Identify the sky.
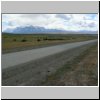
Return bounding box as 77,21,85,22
2,14,98,32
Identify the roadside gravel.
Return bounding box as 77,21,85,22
2,42,97,86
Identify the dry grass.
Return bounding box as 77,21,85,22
41,43,98,86
2,34,97,52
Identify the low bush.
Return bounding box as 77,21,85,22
21,39,27,42
37,39,41,42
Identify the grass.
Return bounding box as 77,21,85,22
2,33,97,52
41,43,98,86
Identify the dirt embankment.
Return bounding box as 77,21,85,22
2,42,98,86
41,43,98,86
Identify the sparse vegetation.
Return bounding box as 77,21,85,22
13,39,17,42
2,42,98,86
21,39,27,42
2,33,97,53
41,44,98,86
37,38,41,42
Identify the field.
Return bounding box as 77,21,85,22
2,33,97,53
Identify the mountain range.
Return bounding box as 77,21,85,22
3,25,98,34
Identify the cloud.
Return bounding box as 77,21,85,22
56,14,71,20
2,14,98,32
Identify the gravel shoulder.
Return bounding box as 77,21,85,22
2,41,97,86
41,42,98,86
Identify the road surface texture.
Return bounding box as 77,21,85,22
2,39,97,86
2,39,97,69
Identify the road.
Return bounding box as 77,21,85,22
2,39,97,69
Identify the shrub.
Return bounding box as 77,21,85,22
43,38,48,40
37,39,41,42
21,39,27,42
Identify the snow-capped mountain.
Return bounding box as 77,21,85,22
3,25,98,34
3,26,66,34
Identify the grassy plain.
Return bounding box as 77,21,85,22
2,33,97,53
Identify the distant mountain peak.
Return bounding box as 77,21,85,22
3,25,66,34
3,25,98,34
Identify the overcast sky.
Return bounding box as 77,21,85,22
2,14,98,32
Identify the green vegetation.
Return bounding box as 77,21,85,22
2,33,97,53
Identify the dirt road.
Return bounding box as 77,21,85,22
2,39,97,86
2,39,97,69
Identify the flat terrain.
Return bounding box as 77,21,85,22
2,39,97,69
41,43,98,86
2,33,97,53
2,40,98,86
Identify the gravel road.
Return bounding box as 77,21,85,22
2,39,97,69
2,39,97,86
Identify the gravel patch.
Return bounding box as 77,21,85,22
2,42,97,86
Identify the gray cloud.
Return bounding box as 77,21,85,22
2,14,98,32
56,14,71,20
